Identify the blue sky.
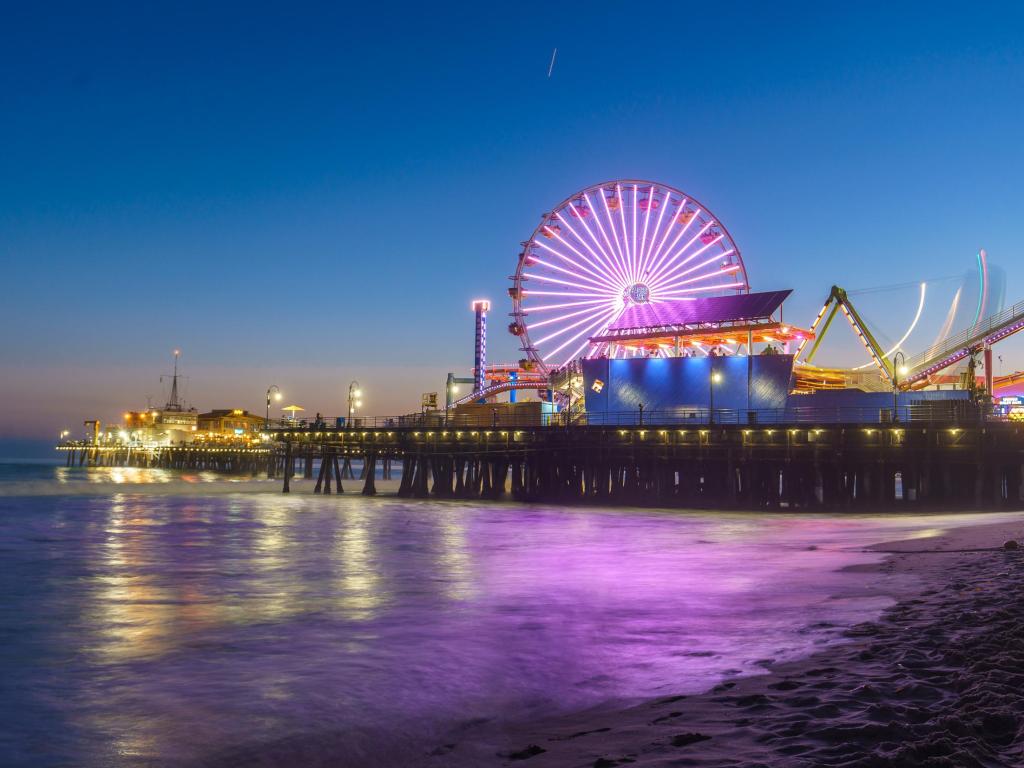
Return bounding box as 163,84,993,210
3,2,1024,445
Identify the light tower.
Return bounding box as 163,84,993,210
471,299,490,399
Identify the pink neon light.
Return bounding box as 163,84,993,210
641,186,673,273
529,255,620,293
533,303,618,346
591,190,632,288
638,184,656,273
547,216,627,288
571,192,629,285
521,271,620,294
527,303,616,329
543,305,624,360
651,243,731,289
525,298,615,312
617,184,632,282
653,258,740,295
656,281,748,297
647,221,717,287
645,196,689,273
556,204,627,284
645,210,708,286
626,183,634,282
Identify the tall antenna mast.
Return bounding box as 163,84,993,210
164,349,182,411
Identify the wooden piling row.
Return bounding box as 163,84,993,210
269,422,1024,510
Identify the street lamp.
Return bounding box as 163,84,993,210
892,352,907,423
348,381,363,425
266,385,281,428
709,369,723,425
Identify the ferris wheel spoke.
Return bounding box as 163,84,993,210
593,191,632,287
631,183,640,282
646,220,715,287
522,271,620,295
542,304,625,362
575,305,628,360
645,207,705,283
526,303,617,329
532,302,620,346
578,191,629,286
617,183,633,283
549,213,627,288
530,239,623,290
523,289,617,299
532,247,618,292
637,183,657,278
657,279,747,298
651,255,736,295
644,194,686,272
650,243,732,291
525,297,616,312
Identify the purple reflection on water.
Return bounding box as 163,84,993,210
1,470,1007,766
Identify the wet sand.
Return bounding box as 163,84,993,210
433,517,1024,767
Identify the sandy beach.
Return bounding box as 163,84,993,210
430,516,1024,767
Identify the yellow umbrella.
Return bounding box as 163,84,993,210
282,405,305,421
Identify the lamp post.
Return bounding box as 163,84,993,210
347,381,363,426
265,385,281,428
892,352,907,423
709,369,722,425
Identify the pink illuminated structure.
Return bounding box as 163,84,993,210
509,180,748,373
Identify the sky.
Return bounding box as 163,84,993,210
3,2,1024,451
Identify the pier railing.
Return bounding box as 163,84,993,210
268,402,985,431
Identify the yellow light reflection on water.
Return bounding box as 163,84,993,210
335,507,384,620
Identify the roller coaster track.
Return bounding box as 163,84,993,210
902,297,1024,387
450,380,546,408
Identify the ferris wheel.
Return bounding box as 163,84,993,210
508,180,749,373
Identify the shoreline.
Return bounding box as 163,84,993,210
429,516,1024,767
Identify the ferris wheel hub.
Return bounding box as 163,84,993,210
626,283,651,304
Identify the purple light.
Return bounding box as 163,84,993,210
545,219,626,288
529,256,619,293
555,207,627,287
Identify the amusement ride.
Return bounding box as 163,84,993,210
447,178,1024,416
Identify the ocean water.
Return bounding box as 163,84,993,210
1,462,1017,767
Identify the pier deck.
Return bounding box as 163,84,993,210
268,415,1024,510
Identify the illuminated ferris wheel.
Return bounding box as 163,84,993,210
508,180,749,373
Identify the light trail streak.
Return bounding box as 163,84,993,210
851,282,927,370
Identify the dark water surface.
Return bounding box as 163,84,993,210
2,463,1013,767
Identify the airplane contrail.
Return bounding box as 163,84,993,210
548,48,557,78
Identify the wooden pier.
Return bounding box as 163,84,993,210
268,420,1024,510
57,444,274,475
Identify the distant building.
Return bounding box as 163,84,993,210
122,409,198,446
197,409,265,437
